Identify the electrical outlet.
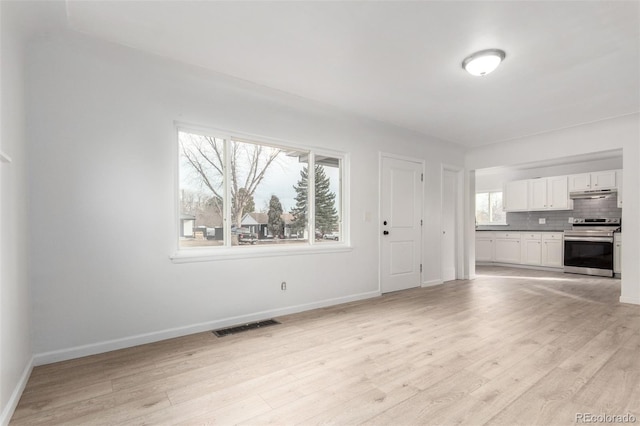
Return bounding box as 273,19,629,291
539,218,546,224
281,281,287,291
568,217,574,223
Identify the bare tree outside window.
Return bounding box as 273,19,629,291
476,191,505,225
180,132,280,229
178,129,343,249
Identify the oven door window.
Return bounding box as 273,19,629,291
564,240,613,270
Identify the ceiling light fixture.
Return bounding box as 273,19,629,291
462,49,506,76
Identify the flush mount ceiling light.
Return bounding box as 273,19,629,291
462,49,506,76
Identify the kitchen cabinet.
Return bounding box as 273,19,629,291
494,232,522,264
529,179,547,210
542,233,564,267
591,170,617,189
616,169,623,208
504,169,619,213
614,233,621,274
568,173,591,191
475,232,494,262
476,231,563,270
521,233,542,265
504,180,528,212
528,176,570,211
568,170,617,192
547,176,570,209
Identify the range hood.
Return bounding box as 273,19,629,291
569,188,617,199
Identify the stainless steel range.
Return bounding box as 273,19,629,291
564,218,621,277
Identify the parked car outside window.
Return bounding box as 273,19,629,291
235,227,258,245
323,232,339,240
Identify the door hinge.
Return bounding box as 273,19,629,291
420,219,423,226
420,264,423,273
421,173,424,182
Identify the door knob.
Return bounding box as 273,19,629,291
383,230,389,235
383,220,388,225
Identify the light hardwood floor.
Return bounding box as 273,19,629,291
10,266,640,425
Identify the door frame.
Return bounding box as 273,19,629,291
378,152,425,293
441,164,465,281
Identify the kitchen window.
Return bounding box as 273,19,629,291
176,127,346,257
476,191,506,225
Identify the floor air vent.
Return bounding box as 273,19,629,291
212,319,280,337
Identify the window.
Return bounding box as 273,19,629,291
476,191,506,225
178,128,344,251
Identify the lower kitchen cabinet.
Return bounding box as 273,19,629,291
475,231,564,270
494,232,522,264
542,233,564,267
521,233,542,265
475,232,494,262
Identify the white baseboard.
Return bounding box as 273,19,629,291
34,290,381,366
619,296,640,305
422,279,444,287
476,262,564,273
0,356,34,426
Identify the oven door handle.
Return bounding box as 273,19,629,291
564,236,614,243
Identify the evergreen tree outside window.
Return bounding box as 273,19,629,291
289,160,341,243
315,158,341,242
267,195,285,238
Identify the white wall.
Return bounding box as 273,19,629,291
26,31,465,362
0,3,32,424
466,113,640,304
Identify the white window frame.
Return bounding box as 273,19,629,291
476,190,507,226
171,123,351,263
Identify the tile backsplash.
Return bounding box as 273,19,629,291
477,196,621,231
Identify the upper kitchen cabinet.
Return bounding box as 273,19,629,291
529,176,570,211
504,180,529,212
592,170,617,189
568,173,590,191
548,176,571,209
528,179,547,210
568,170,617,191
616,169,623,208
501,169,620,214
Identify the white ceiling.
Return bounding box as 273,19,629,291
64,1,639,148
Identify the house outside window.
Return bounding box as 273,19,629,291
476,191,506,225
178,127,344,251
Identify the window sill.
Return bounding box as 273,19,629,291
170,243,353,263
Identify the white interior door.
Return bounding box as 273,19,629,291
380,156,423,293
442,169,457,282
